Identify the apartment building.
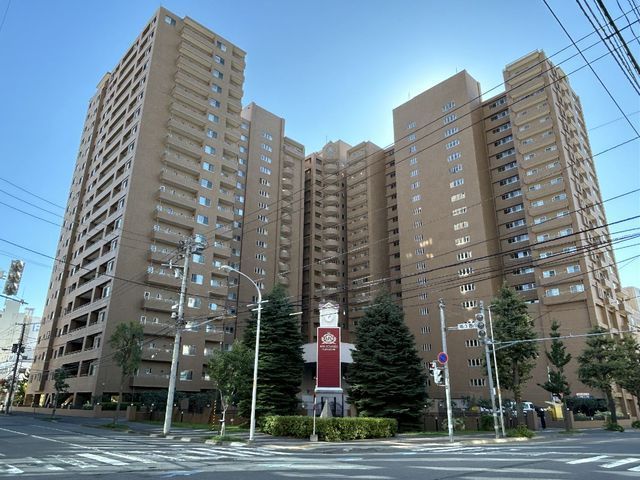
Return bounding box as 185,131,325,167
234,103,305,329
26,8,249,407
301,141,351,343
389,51,635,416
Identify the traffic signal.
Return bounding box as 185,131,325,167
433,367,444,385
3,260,25,296
428,361,436,377
475,313,487,340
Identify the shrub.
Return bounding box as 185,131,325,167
260,416,397,441
442,417,466,432
605,422,624,432
631,420,640,429
479,415,494,431
506,425,535,438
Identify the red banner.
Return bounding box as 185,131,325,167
316,327,341,391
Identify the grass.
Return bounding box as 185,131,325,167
401,430,496,437
206,434,245,443
558,429,581,435
132,419,249,431
98,423,131,431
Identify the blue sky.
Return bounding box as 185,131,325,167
0,0,638,315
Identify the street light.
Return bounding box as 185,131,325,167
220,265,261,443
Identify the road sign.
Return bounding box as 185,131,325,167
457,322,476,330
437,352,448,365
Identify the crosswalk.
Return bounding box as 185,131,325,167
0,434,292,476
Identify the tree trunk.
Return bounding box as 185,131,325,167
514,367,523,425
220,394,227,437
605,389,617,425
51,393,58,419
562,398,571,432
114,382,123,425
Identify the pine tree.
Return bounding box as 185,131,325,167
577,326,622,425
491,284,538,425
346,292,427,430
241,284,304,419
51,368,69,419
538,320,571,430
615,335,640,400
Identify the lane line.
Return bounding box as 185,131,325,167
600,457,640,468
77,453,128,466
567,455,609,464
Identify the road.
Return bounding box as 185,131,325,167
1,414,639,479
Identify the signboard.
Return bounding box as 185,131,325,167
319,301,339,327
437,352,448,365
457,322,476,330
316,327,342,393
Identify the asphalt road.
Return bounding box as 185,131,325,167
1,413,639,479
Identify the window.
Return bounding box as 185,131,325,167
445,127,459,137
214,54,225,65
490,110,508,121
261,143,273,152
542,270,556,278
544,145,557,152
200,179,213,189
447,152,461,162
452,206,467,216
193,253,205,264
546,288,560,297
442,101,455,112
499,175,519,186
494,135,513,146
524,153,535,161
445,139,460,149
504,203,524,214
209,99,221,108
531,200,544,208
410,169,419,177
505,218,526,229
182,345,196,356
409,145,417,153
510,249,531,259
196,214,209,225
199,196,211,207
537,233,550,242
451,192,466,202
508,234,529,243
526,168,538,176
409,157,418,165
558,228,573,237
465,339,480,347
570,284,585,293
454,221,469,231
179,370,193,381
260,154,272,163
497,161,517,172
211,84,222,93
449,164,463,174
501,189,521,200
209,302,219,311
208,113,220,123
255,253,266,261
202,162,214,172
460,283,476,293
407,121,416,129
187,297,201,308
206,129,218,139
216,40,227,51
455,235,471,246
191,274,204,284
462,300,478,309
567,264,581,273
204,145,215,155
410,181,420,189
552,193,567,202
212,69,223,79
164,15,176,25
495,148,515,159
457,251,472,261
411,194,421,202
458,267,473,277
256,240,267,248
534,215,547,225
529,183,541,191
444,113,457,124
450,178,464,188
260,166,272,175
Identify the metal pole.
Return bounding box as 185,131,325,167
480,301,499,439
5,322,26,415
487,305,506,437
438,299,454,443
163,240,191,436
220,266,261,443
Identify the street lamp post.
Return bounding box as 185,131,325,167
220,265,261,443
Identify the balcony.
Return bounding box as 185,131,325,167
142,298,176,312
281,224,292,236
160,169,199,193
163,151,201,176
166,134,203,159
324,274,339,284
177,57,211,85
221,156,238,171
155,209,195,229
158,189,197,211
152,228,183,245
142,347,173,362
280,249,290,260
219,171,236,189
133,373,170,388
324,205,339,216
324,227,339,238
216,206,235,221
281,213,292,224
282,177,293,189
209,285,227,297
167,118,204,144
173,85,209,112
174,70,210,99
324,163,339,174
325,239,340,249
146,272,182,289
170,102,206,127
324,214,339,226
211,243,232,258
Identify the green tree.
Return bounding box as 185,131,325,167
491,285,538,425
13,370,29,406
207,341,252,435
614,334,640,401
51,368,69,419
577,326,622,425
538,320,571,430
109,321,144,423
241,284,304,419
346,292,427,430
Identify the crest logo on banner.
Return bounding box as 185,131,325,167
316,302,342,393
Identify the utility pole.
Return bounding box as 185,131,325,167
477,301,500,438
163,237,204,436
5,322,27,415
487,305,505,437
438,299,454,443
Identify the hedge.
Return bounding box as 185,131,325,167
260,416,397,441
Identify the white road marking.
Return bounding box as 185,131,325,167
77,452,128,466
629,464,640,472
567,455,609,464
600,457,640,468
103,451,157,464
415,466,568,474
2,465,23,474
44,464,65,471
